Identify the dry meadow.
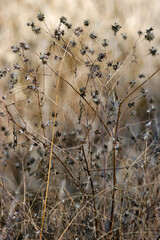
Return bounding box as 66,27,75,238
0,1,160,239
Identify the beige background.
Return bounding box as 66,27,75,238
0,0,160,65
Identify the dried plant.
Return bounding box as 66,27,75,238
0,13,160,240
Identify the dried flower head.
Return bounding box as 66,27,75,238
60,16,67,24
37,13,45,21
27,21,35,28
19,42,29,50
90,32,97,39
27,21,41,35
83,19,90,26
11,46,20,53
13,63,20,70
8,72,18,89
137,30,143,36
128,102,135,108
121,33,127,40
70,40,77,47
0,69,7,79
129,79,136,87
79,87,86,97
33,27,41,35
139,73,145,78
60,16,72,29
149,46,159,56
112,22,121,36
102,39,109,47
97,53,106,62
145,27,154,42
74,27,83,36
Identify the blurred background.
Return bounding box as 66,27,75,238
0,0,160,65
